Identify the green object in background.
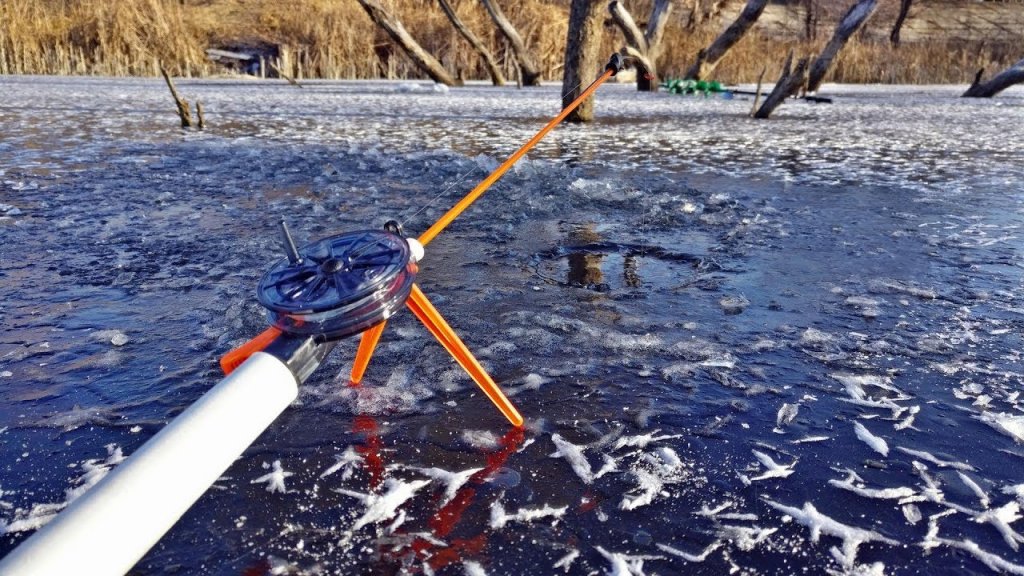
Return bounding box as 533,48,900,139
659,78,725,96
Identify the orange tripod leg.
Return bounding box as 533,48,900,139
349,321,387,386
406,284,524,427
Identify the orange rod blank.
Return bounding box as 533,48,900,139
219,326,282,375
350,321,387,385
417,68,616,247
406,283,524,427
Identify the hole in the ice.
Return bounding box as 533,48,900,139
532,224,709,293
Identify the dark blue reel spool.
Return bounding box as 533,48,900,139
257,229,416,340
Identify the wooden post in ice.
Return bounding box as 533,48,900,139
562,0,605,122
160,66,193,128
753,50,809,119
806,0,878,92
962,58,1024,98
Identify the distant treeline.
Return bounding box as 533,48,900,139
1,0,1020,84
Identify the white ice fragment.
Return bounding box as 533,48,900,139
800,328,835,346
976,412,1024,444
744,450,797,482
719,524,778,551
895,446,976,471
320,446,363,480
957,471,990,509
550,433,593,484
412,466,484,506
973,501,1024,551
462,429,500,450
697,502,733,517
612,429,682,451
489,500,567,530
894,406,920,431
251,460,293,494
655,447,683,469
828,470,916,500
776,403,799,428
553,549,579,573
620,469,663,511
1002,484,1024,504
656,540,722,562
791,435,831,444
0,445,125,534
386,509,407,534
594,546,661,576
763,498,898,569
110,332,129,346
902,504,922,524
463,560,486,576
854,422,889,457
923,538,1024,575
335,477,431,532
593,454,619,480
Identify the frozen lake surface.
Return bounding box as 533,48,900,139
1,76,1023,575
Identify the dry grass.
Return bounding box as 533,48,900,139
0,0,1018,84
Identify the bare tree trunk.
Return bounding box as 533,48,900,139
684,0,769,81
356,0,458,86
480,0,542,86
963,58,1024,97
806,0,878,92
803,0,818,40
754,51,809,119
608,0,674,91
160,66,193,128
563,0,606,122
437,0,505,85
889,0,912,46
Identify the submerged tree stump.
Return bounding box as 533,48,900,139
753,51,809,119
160,67,193,129
684,0,769,81
356,0,457,86
480,0,542,86
438,0,505,86
963,58,1024,98
562,0,606,122
807,0,878,92
608,0,674,92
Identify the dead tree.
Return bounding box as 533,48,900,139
806,0,878,92
608,0,674,92
160,66,193,128
438,0,505,85
684,0,769,81
480,0,542,86
356,0,458,86
753,51,809,119
963,58,1024,98
889,0,912,46
685,0,726,30
562,0,606,122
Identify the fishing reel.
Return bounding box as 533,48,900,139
257,220,422,341
221,220,424,383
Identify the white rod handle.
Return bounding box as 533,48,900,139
0,352,298,576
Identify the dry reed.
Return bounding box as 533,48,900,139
0,0,1018,84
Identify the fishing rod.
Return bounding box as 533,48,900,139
0,53,626,576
